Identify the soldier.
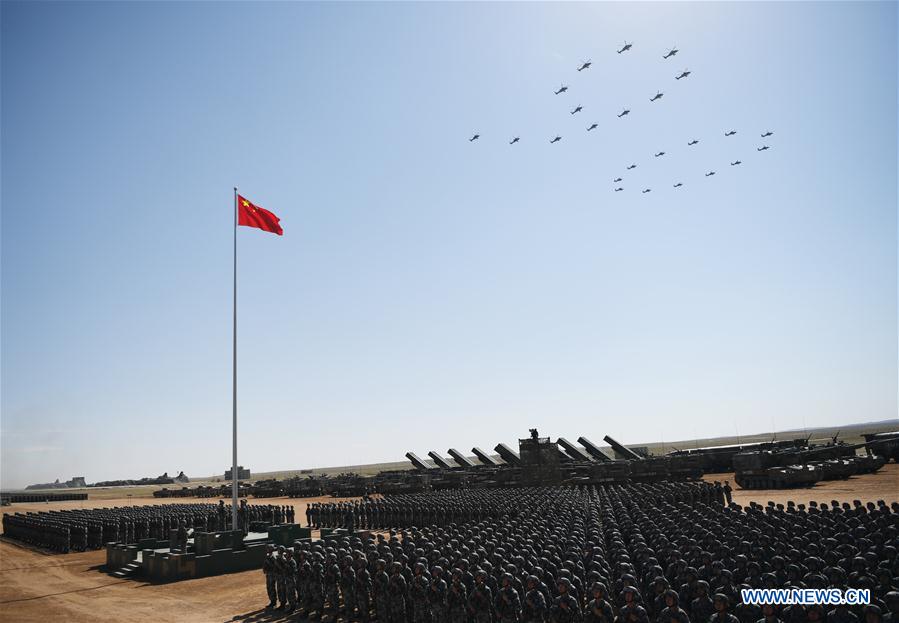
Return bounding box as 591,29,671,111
375,559,392,623
711,595,739,623
356,557,373,623
429,566,449,623
176,520,188,553
284,549,299,613
342,555,358,618
297,549,312,615
389,561,409,623
411,562,431,623
585,583,615,623
470,570,495,623
551,578,582,623
448,568,469,623
657,589,689,623
309,552,326,619
524,575,548,623
274,546,288,610
325,553,341,613
496,572,523,623
263,544,278,608
691,581,715,623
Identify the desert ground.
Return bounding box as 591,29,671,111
1,465,897,623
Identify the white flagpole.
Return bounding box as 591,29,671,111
232,187,239,531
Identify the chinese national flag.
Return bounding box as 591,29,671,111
237,194,283,235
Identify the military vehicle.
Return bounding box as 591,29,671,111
864,431,899,462
732,440,887,489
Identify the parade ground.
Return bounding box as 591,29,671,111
1,465,896,623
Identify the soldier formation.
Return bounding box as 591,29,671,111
1,499,292,553
265,483,899,623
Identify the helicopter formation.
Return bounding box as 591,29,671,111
467,40,692,145
466,40,776,194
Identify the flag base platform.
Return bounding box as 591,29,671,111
105,524,312,582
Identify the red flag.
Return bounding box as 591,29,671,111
237,194,283,235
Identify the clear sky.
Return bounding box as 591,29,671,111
1,2,896,489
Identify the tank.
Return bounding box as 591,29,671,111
733,451,823,489
863,432,899,462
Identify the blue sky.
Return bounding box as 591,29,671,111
1,2,895,489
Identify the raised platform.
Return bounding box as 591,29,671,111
106,524,313,582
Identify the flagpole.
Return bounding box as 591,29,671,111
232,186,239,531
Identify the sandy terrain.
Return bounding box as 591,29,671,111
1,467,896,623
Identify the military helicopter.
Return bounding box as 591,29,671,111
618,109,631,118
725,130,737,137
705,171,716,177
618,41,632,54
614,187,624,192
554,84,569,95
626,164,637,170
731,160,742,166
550,136,562,144
675,69,691,80
654,151,666,157
571,106,583,115
577,60,592,72
642,188,651,194
509,137,520,145
650,91,664,102
757,145,770,151
587,123,598,131
663,47,679,59
613,177,623,183
687,139,699,146
469,134,480,142
673,182,683,188
761,131,774,138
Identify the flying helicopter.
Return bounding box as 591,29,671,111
673,183,683,188
550,136,562,144
705,171,716,177
761,131,774,138
642,188,651,194
613,177,623,183
614,187,624,192
509,137,520,145
654,151,666,157
757,145,770,151
675,69,691,80
554,84,569,95
687,139,699,146
618,41,632,54
730,160,742,166
650,92,664,102
587,123,598,131
618,109,631,118
663,47,678,59
626,164,637,170
571,106,583,115
577,60,592,72
724,130,737,137
469,134,480,142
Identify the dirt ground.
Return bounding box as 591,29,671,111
1,467,897,623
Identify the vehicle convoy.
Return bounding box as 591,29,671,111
732,440,888,489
